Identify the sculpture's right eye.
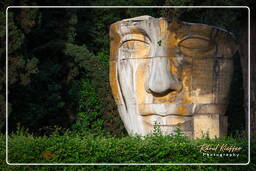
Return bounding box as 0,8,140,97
120,40,150,58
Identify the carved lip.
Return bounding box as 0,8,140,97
143,119,186,127
142,114,192,127
141,113,193,117
138,103,193,116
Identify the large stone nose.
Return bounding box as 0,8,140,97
146,57,182,95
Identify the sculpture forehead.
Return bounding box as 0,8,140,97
109,16,237,60
110,15,230,39
114,16,165,42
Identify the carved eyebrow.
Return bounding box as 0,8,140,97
120,39,150,47
121,34,151,46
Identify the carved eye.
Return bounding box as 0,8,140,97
178,36,216,57
120,40,150,58
121,40,149,51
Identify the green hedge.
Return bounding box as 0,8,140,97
0,131,255,171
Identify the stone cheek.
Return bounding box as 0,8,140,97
109,15,238,138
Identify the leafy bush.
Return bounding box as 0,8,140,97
71,79,104,134
0,128,254,170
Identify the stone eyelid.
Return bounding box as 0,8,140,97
120,39,150,47
120,33,151,46
177,35,216,51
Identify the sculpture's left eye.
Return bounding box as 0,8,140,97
178,36,216,57
120,40,150,58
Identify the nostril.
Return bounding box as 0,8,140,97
146,77,182,96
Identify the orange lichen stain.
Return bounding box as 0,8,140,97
165,116,185,126
183,96,192,104
109,61,122,104
176,104,188,115
159,18,168,39
109,23,121,61
132,33,146,40
169,59,178,76
138,104,153,115
166,21,180,50
167,24,179,78
136,63,148,105
41,151,56,160
166,31,177,47
181,68,193,104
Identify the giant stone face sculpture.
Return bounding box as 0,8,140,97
109,16,238,138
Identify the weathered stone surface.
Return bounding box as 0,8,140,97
109,16,238,138
193,114,228,138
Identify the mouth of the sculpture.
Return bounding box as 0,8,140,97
141,114,191,128
142,119,184,128
141,112,193,126
140,113,191,116
138,103,193,116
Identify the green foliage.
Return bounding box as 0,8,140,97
157,40,162,47
1,131,254,170
71,79,104,134
162,0,244,36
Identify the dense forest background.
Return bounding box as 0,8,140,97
0,0,254,139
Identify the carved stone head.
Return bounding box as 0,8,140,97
109,16,238,138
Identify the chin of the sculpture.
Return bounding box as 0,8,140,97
141,114,194,137
117,104,194,137
117,103,228,138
